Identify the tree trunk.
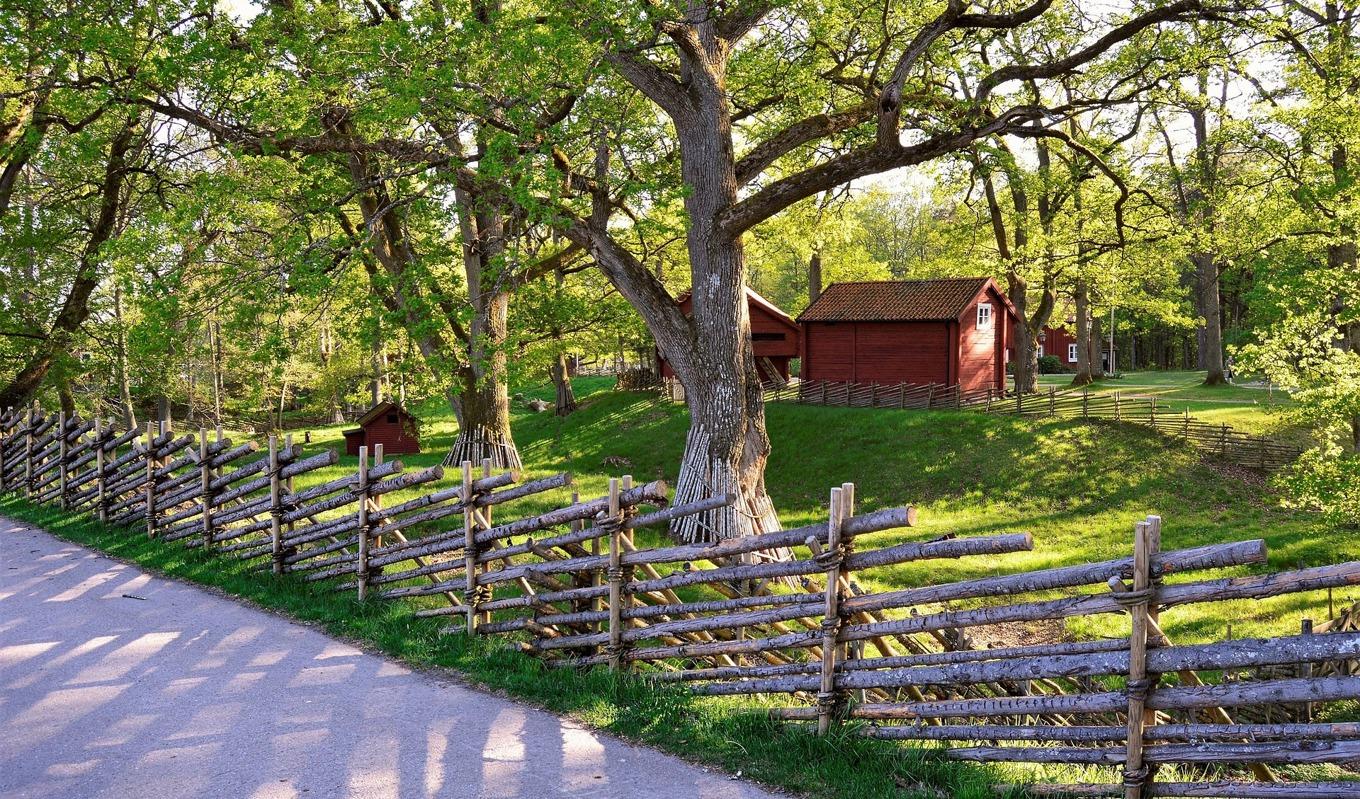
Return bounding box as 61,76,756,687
370,337,384,406
0,116,140,410
1071,280,1096,386
552,353,576,416
550,266,576,417
1196,253,1226,385
1089,314,1104,377
667,91,780,543
808,250,822,305
113,285,138,430
449,284,522,471
57,378,75,419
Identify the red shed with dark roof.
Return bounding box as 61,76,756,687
657,287,801,385
342,401,421,456
797,278,1017,392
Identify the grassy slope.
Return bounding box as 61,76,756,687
293,377,1333,643
8,376,1345,797
1036,370,1299,439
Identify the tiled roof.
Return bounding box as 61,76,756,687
797,278,996,322
354,401,417,427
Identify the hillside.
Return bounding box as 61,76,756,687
297,378,1335,643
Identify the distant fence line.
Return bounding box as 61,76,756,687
768,380,1302,471
2,404,1358,798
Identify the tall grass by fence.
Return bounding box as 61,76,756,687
2,403,1357,798
771,380,1302,471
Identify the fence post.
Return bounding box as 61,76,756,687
57,411,68,509
269,435,283,575
95,419,108,524
606,477,625,671
24,404,36,497
1183,408,1190,438
1114,391,1121,421
144,422,158,538
461,460,476,633
1049,386,1056,416
199,428,213,551
1149,397,1157,426
817,484,850,735
1300,618,1315,722
371,444,383,549
0,407,9,494
1121,519,1158,799
1220,424,1228,456
355,446,371,597
1082,387,1089,418
1015,386,1022,414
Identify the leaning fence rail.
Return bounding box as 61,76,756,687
0,402,1353,798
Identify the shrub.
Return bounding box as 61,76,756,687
1038,354,1065,374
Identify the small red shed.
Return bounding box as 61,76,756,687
657,287,801,385
342,401,421,456
797,278,1017,392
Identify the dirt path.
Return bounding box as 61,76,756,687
0,518,781,799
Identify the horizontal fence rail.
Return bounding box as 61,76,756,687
0,402,1350,798
766,380,1302,471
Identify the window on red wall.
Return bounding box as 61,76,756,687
386,413,398,424
977,303,993,328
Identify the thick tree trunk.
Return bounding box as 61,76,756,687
1196,253,1226,385
1010,284,1036,394
666,91,780,543
449,283,522,470
551,353,576,416
1071,280,1096,386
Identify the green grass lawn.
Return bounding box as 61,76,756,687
1035,369,1301,439
280,376,1335,645
6,374,1348,796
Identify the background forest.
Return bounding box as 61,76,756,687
0,0,1357,527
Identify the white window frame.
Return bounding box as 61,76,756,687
976,302,993,328
1068,343,1079,363
1038,344,1045,357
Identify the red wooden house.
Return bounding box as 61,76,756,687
1038,325,1081,366
342,401,421,456
797,278,1017,392
657,287,801,385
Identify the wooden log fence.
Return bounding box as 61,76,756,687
0,404,1351,797
769,381,1302,470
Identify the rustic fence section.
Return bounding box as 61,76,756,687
978,386,1302,470
768,380,1301,470
768,379,994,410
1,402,1357,798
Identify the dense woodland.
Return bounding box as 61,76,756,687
0,0,1356,532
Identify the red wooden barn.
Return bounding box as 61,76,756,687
342,401,421,456
657,287,801,384
797,277,1017,392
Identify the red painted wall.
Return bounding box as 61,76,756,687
344,411,420,455
1039,325,1080,366
957,289,1008,392
802,321,950,384
800,285,1013,391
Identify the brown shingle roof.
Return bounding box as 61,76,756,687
797,278,999,322
353,401,418,427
